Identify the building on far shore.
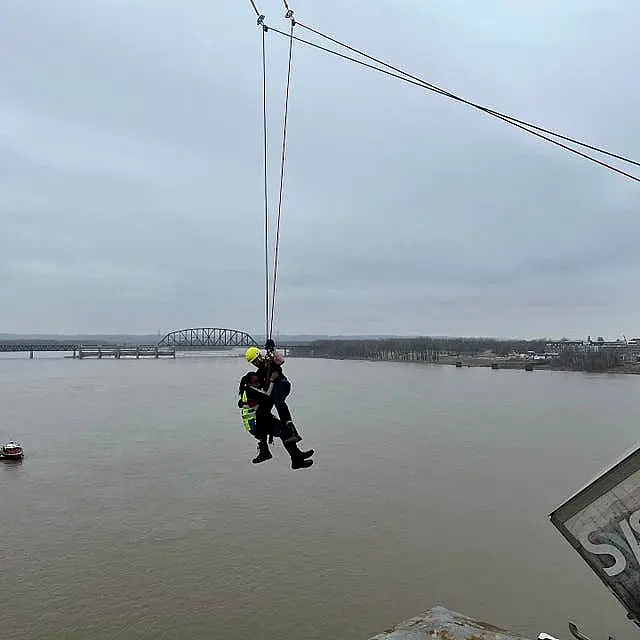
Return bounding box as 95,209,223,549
544,336,640,362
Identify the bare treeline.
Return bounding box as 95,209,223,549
553,348,623,372
293,337,631,372
300,337,548,361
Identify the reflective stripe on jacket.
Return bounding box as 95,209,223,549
240,390,258,433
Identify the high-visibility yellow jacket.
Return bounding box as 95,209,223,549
240,390,258,433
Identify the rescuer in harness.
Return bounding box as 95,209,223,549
238,370,314,469
244,342,303,445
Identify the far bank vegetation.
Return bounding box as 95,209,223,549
296,338,631,372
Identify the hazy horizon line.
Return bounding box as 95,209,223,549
0,331,607,342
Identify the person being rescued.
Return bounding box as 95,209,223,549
244,342,302,444
238,369,314,469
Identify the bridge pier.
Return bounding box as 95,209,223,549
70,346,175,359
29,350,34,360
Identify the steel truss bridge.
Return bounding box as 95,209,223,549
157,328,259,348
0,327,261,355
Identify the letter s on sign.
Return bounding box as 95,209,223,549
578,531,627,577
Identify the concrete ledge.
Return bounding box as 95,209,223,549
369,606,533,640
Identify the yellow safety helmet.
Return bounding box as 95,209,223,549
245,346,261,363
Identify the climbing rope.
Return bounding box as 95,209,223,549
260,17,270,344
268,7,296,342
294,21,640,170
248,1,297,344
259,18,639,183
248,0,260,18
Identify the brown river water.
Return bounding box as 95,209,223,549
1,354,639,639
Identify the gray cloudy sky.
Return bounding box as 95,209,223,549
1,0,638,339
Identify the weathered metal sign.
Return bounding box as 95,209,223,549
550,445,640,624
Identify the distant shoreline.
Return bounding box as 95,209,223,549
437,357,640,375
298,353,640,375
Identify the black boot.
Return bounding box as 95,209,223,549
282,421,302,444
283,440,313,469
285,439,313,459
252,439,273,464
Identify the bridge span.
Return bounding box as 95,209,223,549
157,328,258,348
0,328,314,359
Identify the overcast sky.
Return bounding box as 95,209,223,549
1,0,638,339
